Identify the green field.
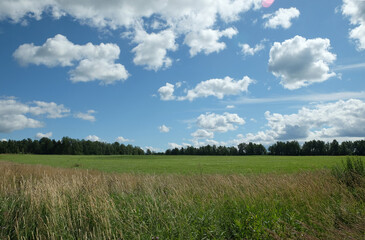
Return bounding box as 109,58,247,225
0,155,364,239
0,154,356,174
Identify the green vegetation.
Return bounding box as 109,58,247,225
0,161,364,239
2,137,365,156
332,156,365,188
0,154,358,174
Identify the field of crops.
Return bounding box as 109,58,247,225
0,154,354,174
0,155,364,239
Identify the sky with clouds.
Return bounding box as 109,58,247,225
0,0,364,152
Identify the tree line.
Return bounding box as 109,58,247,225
0,137,364,156
165,142,267,155
0,137,144,155
165,140,365,156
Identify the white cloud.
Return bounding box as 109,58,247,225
159,125,170,133
2,0,263,69
184,28,238,56
237,99,365,144
269,35,336,90
175,82,182,88
0,109,42,133
0,0,261,30
74,110,96,122
116,136,132,143
160,76,253,102
204,139,222,146
36,132,52,139
263,7,300,29
197,112,245,133
29,101,70,118
144,146,160,152
70,59,128,84
168,142,191,149
0,98,71,133
13,34,129,84
179,76,254,101
191,129,214,139
132,28,177,71
0,139,7,142
0,0,51,23
342,0,365,50
226,105,235,109
239,41,265,56
85,135,101,142
158,83,176,101
190,138,226,147
228,134,243,146
334,62,365,71
229,91,365,105
168,142,182,149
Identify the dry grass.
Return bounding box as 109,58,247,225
0,161,364,239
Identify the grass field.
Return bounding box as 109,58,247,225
0,155,364,239
0,154,357,174
0,160,364,239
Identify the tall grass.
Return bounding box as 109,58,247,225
0,161,364,239
332,157,365,188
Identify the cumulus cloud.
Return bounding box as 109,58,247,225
159,125,170,133
190,139,227,148
183,112,245,147
0,0,261,30
239,41,265,56
116,136,132,143
85,135,101,142
197,112,245,133
0,112,42,133
168,143,182,149
2,0,263,69
36,132,52,139
144,146,160,153
181,76,253,101
74,110,96,122
263,7,300,29
0,0,51,23
184,28,238,56
0,139,7,142
269,35,337,90
191,129,214,139
132,28,177,70
175,82,182,88
29,101,70,118
159,76,253,102
342,0,365,50
158,83,176,101
70,59,128,84
13,34,129,84
167,142,191,149
236,99,365,144
0,98,70,133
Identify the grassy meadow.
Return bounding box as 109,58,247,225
0,155,364,239
0,154,355,174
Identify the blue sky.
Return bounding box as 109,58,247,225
0,0,365,152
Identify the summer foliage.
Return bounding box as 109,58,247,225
1,137,365,156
